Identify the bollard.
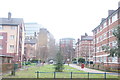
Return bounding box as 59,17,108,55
104,72,106,79
54,72,56,79
88,72,89,79
37,71,39,78
71,72,72,79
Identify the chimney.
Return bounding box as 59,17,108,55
34,32,37,37
77,38,80,44
101,18,105,22
118,1,120,8
108,10,115,16
85,33,88,36
8,12,11,20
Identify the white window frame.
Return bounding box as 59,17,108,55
0,35,3,39
112,57,118,62
11,26,16,30
0,26,3,30
112,13,117,23
10,45,14,49
104,56,107,62
103,22,107,28
10,35,15,39
0,45,3,50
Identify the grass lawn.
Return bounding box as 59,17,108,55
3,64,118,78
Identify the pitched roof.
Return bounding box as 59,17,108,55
81,36,93,41
0,54,13,57
0,18,24,25
25,38,37,44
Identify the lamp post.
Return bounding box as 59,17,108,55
77,52,79,64
89,41,91,67
77,39,80,64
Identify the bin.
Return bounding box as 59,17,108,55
81,63,84,69
14,64,18,70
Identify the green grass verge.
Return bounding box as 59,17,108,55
3,64,118,78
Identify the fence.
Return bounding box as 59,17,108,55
35,71,118,79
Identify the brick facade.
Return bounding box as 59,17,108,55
0,13,25,66
75,35,93,61
0,32,7,55
92,7,120,69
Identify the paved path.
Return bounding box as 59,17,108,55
69,64,119,76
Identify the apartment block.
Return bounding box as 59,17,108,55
25,23,41,36
24,36,36,61
36,28,56,62
75,34,93,61
59,38,75,62
24,23,41,61
0,12,25,66
92,7,120,68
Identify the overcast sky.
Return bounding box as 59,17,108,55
0,0,120,40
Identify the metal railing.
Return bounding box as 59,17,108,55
35,71,118,79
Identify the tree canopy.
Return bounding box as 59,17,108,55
111,26,120,58
102,26,120,58
54,51,64,72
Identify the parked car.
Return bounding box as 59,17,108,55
73,61,77,64
85,61,93,64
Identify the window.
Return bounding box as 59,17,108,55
0,26,3,30
104,33,107,39
10,45,14,49
99,36,102,42
100,57,102,62
112,14,117,23
103,22,107,28
100,26,103,31
96,38,99,43
10,35,15,39
109,42,112,47
108,19,110,25
104,56,107,62
0,35,3,39
112,41,117,47
97,28,99,33
112,57,117,62
0,45,3,50
11,26,16,30
96,47,99,52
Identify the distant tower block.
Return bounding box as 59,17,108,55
8,12,11,20
118,1,120,8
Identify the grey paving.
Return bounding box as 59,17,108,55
69,64,119,76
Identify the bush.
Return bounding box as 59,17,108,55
25,61,31,65
30,59,40,63
78,58,85,63
72,58,76,61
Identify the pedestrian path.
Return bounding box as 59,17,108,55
69,64,119,76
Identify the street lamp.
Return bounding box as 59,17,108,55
89,41,91,67
77,39,80,64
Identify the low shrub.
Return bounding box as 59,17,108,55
2,63,14,73
30,59,40,63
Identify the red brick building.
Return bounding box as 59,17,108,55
92,6,120,69
59,38,75,62
75,34,93,62
36,28,56,62
0,13,25,66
